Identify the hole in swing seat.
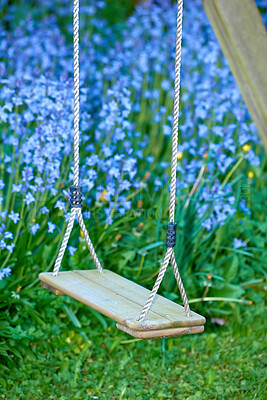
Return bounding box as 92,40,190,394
39,269,205,338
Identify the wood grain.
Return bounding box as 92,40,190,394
39,270,205,332
116,323,204,339
202,0,267,150
41,281,64,295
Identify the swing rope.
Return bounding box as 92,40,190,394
53,0,103,277
52,0,191,321
138,0,191,321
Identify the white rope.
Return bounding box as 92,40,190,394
52,0,191,322
53,0,103,276
73,0,80,187
53,208,76,277
77,209,103,273
138,0,191,321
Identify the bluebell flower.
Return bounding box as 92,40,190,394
0,210,7,220
0,180,5,190
4,231,13,239
12,184,23,193
217,154,235,174
161,79,171,91
105,215,113,225
246,150,260,167
24,193,35,205
0,106,8,123
48,222,56,233
83,211,91,219
202,218,212,231
0,266,12,281
6,240,15,253
199,124,209,138
8,211,20,224
163,125,172,136
55,200,66,210
68,246,77,255
0,239,6,249
146,156,154,164
31,223,40,235
233,238,247,249
40,206,49,214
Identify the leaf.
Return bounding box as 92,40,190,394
121,250,136,261
211,283,245,299
61,304,81,328
61,304,90,342
141,241,165,252
89,309,108,329
225,255,239,282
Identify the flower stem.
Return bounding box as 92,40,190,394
221,157,244,188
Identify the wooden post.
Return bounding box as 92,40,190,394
202,0,267,151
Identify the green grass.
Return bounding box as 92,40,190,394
0,300,266,400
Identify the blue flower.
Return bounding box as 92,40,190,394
105,216,113,225
0,180,5,190
202,218,213,231
55,200,66,210
163,125,172,136
31,223,40,235
24,192,35,205
83,211,91,219
40,206,49,214
161,79,171,91
12,184,23,193
6,243,15,253
246,150,260,167
8,210,20,224
68,246,77,255
0,266,12,281
48,222,56,233
4,231,13,239
233,238,247,249
217,154,235,174
0,239,6,249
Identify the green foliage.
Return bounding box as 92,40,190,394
0,304,266,399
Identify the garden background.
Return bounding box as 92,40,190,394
0,0,266,399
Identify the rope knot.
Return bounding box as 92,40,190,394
166,222,177,248
69,185,82,208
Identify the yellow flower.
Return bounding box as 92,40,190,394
242,144,251,153
100,189,108,202
32,218,36,223
177,151,183,160
80,230,84,238
248,171,254,179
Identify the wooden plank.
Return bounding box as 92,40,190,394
75,270,205,328
117,323,204,339
41,281,64,295
40,271,166,328
39,270,205,331
202,0,267,150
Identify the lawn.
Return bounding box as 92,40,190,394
1,305,266,399
0,0,266,399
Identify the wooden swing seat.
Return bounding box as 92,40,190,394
39,270,205,339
